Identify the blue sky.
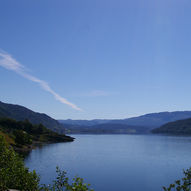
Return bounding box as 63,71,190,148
0,0,191,119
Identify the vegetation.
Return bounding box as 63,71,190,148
41,167,94,191
60,111,191,134
0,101,66,133
152,118,191,135
2,100,191,135
2,121,191,191
0,118,74,153
0,135,94,191
0,135,40,190
163,168,191,191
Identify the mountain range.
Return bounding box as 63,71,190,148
59,111,191,134
2,101,191,134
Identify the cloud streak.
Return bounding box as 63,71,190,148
0,51,82,111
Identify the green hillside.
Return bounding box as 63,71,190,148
0,118,74,154
152,117,191,134
0,101,65,133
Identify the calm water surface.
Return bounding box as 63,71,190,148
25,134,191,191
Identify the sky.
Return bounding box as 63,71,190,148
0,0,191,120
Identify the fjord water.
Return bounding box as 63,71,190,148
25,135,191,191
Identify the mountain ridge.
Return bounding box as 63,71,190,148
152,117,191,134
2,101,191,135
0,101,65,133
59,111,191,134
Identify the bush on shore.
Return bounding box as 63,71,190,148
0,135,39,191
163,168,191,191
0,135,94,191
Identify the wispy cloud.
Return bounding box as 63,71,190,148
0,51,82,111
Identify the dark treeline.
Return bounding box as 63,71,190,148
152,117,191,135
0,118,74,150
0,101,66,133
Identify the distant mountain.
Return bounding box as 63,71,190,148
64,123,150,134
59,119,111,126
0,101,65,133
60,111,191,134
114,111,191,127
152,118,191,135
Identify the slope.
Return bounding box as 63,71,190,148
0,101,64,133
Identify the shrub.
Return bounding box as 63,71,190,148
14,129,32,145
40,166,94,191
163,168,191,191
0,135,94,191
0,135,39,191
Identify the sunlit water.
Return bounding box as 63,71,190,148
25,134,191,191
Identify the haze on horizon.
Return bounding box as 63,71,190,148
0,0,191,120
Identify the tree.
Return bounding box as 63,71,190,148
41,166,94,191
163,168,191,191
14,129,32,145
0,135,39,191
0,135,94,191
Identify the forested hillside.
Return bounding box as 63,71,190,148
60,111,191,134
0,118,74,153
0,101,65,133
152,117,191,134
